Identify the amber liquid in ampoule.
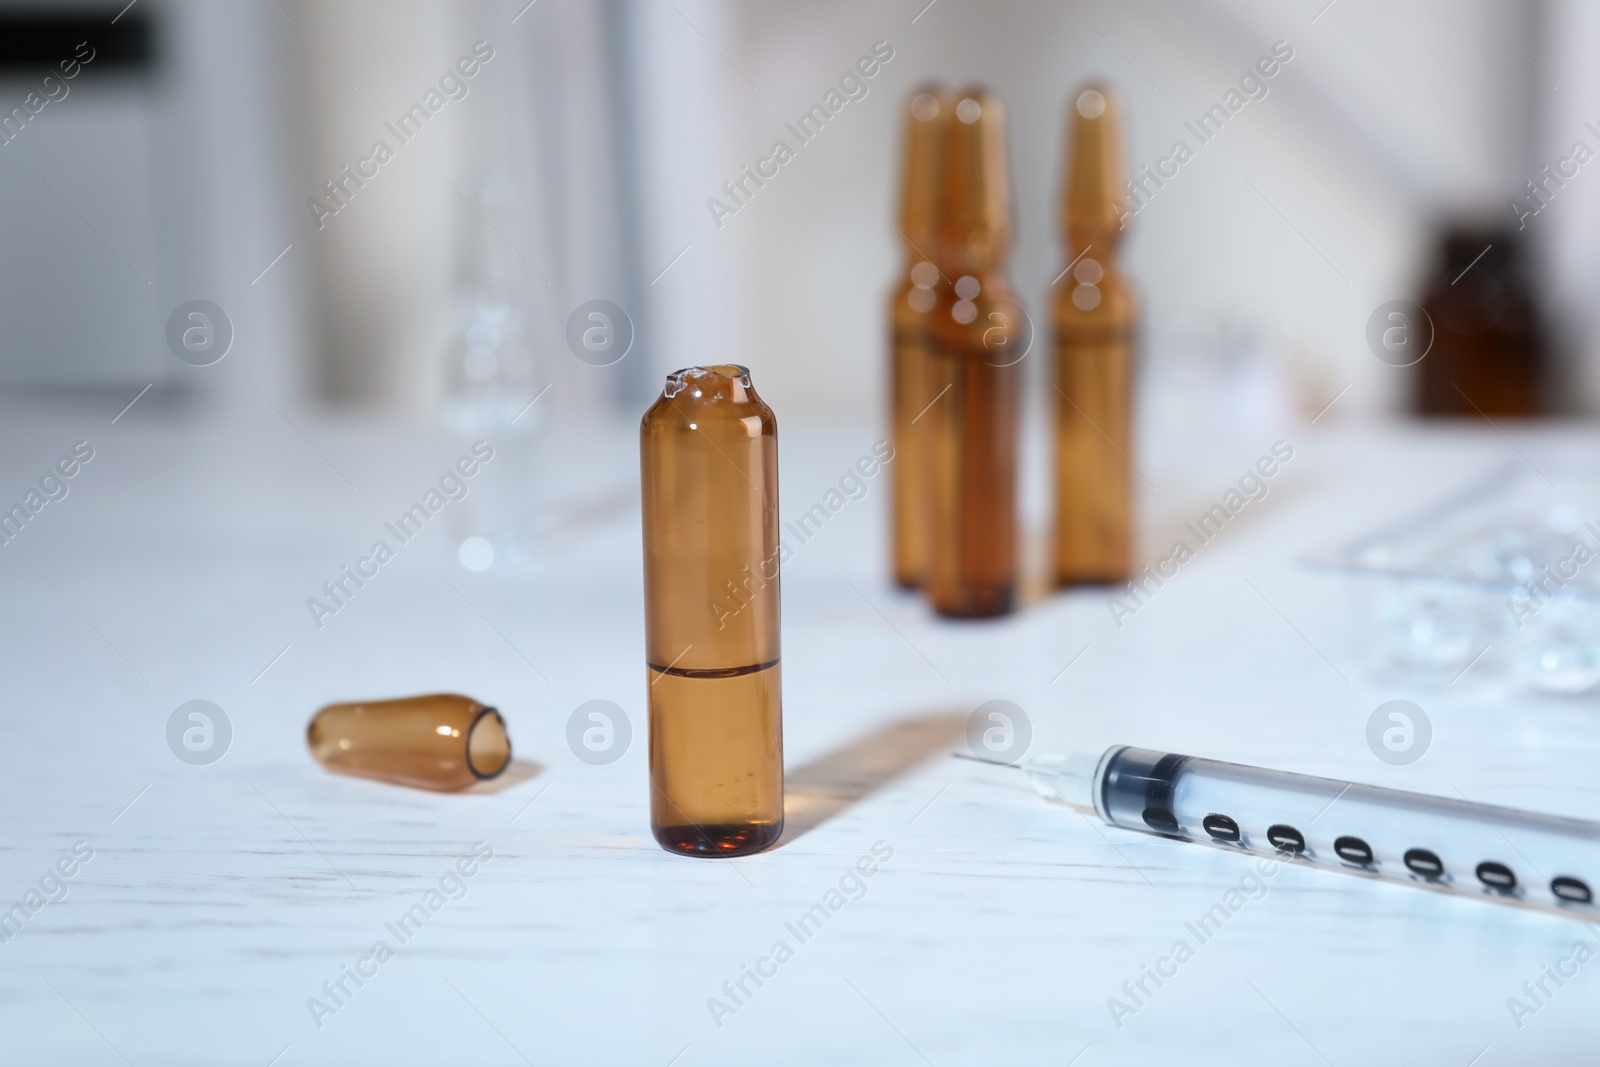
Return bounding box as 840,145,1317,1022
640,365,783,856
1054,84,1136,585
889,85,949,589
926,87,1021,618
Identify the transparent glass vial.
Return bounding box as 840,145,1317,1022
889,84,949,590
1053,84,1136,585
927,86,1022,618
640,365,784,857
307,693,511,791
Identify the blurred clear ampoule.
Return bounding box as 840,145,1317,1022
439,170,539,571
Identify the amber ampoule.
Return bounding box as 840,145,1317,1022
640,365,783,857
307,694,511,791
926,86,1022,618
888,84,949,590
1053,83,1136,585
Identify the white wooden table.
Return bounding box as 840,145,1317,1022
1,399,1596,1065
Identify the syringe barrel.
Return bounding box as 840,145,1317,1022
1094,746,1600,915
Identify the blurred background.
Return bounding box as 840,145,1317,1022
8,7,1600,1058
3,0,1596,433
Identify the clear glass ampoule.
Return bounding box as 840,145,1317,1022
640,365,784,856
926,86,1022,618
1053,84,1136,585
889,84,949,590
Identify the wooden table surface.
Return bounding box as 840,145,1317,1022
1,399,1596,1065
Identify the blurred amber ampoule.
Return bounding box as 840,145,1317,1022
926,86,1023,618
640,366,784,857
888,84,949,590
1053,83,1136,585
307,693,511,791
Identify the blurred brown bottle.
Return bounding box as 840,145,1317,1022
926,87,1024,618
1414,230,1547,417
1053,83,1136,585
888,85,949,590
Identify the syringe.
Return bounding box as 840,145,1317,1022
958,745,1600,918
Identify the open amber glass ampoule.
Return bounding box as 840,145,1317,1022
926,86,1022,618
307,693,511,791
640,365,783,857
888,84,949,590
1053,83,1136,585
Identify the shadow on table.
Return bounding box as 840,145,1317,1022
465,759,544,795
778,711,965,847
